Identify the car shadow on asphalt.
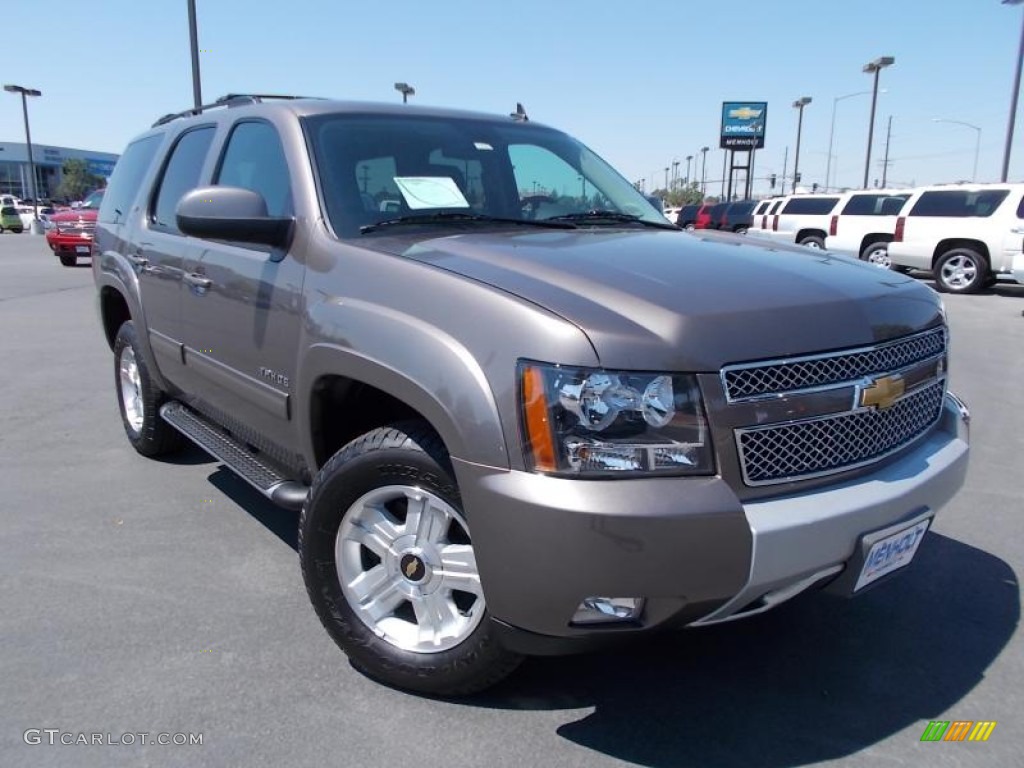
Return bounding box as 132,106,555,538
205,465,299,550
466,534,1018,767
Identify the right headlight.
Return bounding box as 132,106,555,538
518,361,714,477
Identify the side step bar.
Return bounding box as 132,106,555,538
160,401,309,510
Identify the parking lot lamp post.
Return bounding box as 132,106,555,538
792,97,812,193
187,0,202,110
700,146,709,195
826,90,872,191
1002,0,1024,181
672,159,680,190
394,82,415,103
862,56,895,188
4,84,42,233
933,118,982,182
685,155,693,186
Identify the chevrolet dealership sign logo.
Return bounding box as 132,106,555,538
728,106,763,120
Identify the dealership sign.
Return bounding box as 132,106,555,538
720,102,767,149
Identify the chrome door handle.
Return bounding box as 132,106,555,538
184,272,212,289
126,254,151,272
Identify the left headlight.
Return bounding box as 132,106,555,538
518,361,714,477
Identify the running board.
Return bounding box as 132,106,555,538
160,401,309,510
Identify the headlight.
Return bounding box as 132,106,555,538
518,362,714,477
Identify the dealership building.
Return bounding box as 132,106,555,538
0,141,119,200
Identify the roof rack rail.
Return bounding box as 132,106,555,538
151,93,322,128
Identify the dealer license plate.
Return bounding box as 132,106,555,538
854,518,930,592
75,246,90,254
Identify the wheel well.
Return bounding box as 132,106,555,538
100,287,131,351
859,234,893,256
932,239,989,269
309,376,444,470
797,229,826,243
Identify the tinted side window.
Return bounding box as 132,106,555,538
769,200,786,213
215,121,293,216
1016,195,1024,219
910,190,1009,217
840,193,910,216
152,126,216,232
99,135,163,224
781,196,840,215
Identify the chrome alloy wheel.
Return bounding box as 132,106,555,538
118,346,145,433
865,246,891,268
939,253,977,290
336,486,484,653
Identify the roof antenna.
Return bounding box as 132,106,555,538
510,102,529,122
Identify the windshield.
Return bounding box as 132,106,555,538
80,190,105,209
305,113,668,237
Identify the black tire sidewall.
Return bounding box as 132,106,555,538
300,428,519,695
800,235,825,249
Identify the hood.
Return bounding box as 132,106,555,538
51,209,97,223
365,228,943,371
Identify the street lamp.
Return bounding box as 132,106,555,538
825,90,875,191
685,155,693,186
863,56,895,188
187,0,202,110
700,146,709,195
1002,0,1024,181
933,118,982,182
394,82,415,103
4,84,42,233
792,97,812,193
672,159,680,189
664,166,669,192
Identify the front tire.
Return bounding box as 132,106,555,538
934,248,988,294
299,422,521,696
113,321,187,456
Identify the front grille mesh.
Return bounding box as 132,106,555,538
737,380,945,485
724,327,945,400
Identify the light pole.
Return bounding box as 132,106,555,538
826,90,873,191
933,118,982,182
4,84,42,233
700,146,709,195
664,166,669,193
1002,0,1024,181
792,97,812,193
672,159,680,190
394,82,415,103
863,56,895,189
685,155,693,186
187,0,202,110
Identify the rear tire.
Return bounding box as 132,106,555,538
113,321,187,457
860,241,893,269
59,254,77,267
798,234,826,249
934,248,988,294
299,422,522,696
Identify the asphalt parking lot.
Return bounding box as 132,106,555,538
1,231,1021,768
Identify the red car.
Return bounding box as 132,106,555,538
46,189,104,267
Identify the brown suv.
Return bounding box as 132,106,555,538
93,94,969,695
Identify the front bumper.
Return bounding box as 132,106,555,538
458,393,969,653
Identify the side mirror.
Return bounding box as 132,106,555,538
176,186,293,248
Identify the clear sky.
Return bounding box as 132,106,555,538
3,0,1021,197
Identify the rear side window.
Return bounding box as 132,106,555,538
99,135,162,224
841,193,909,216
769,200,786,213
781,196,840,215
1016,195,1024,219
152,126,216,232
909,189,1010,218
215,121,293,217
754,201,770,214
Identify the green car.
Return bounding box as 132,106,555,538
0,206,24,233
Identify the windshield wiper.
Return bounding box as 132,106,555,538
542,210,678,230
360,212,577,233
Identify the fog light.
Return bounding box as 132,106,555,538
571,596,644,625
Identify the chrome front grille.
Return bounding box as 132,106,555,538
736,380,945,486
723,326,946,401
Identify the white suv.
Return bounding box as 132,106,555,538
825,190,911,267
887,183,1024,293
747,194,842,248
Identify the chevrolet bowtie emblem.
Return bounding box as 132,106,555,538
860,375,905,410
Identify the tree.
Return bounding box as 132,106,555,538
55,159,104,202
